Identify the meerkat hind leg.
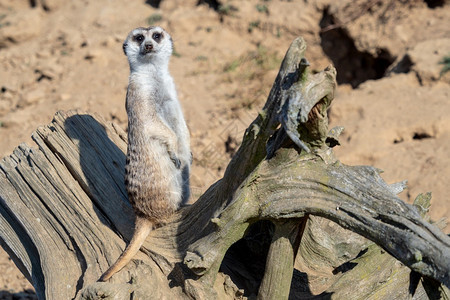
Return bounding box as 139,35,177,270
99,217,154,281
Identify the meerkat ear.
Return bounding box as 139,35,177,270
122,43,128,55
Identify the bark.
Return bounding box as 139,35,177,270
0,37,448,300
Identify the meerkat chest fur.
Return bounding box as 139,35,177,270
128,69,178,131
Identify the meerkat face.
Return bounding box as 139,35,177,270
123,26,173,67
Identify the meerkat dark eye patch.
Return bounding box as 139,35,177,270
134,34,145,43
152,32,163,43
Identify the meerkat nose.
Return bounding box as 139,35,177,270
144,42,153,53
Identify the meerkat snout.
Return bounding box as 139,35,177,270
143,42,153,53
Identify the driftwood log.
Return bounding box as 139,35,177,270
0,37,449,300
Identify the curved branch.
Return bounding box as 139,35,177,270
256,151,450,287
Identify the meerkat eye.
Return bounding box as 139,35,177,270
152,32,162,42
135,34,145,43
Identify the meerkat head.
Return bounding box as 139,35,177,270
123,26,173,69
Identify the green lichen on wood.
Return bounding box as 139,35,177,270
439,55,450,76
414,192,432,220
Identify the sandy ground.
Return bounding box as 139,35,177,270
0,0,449,297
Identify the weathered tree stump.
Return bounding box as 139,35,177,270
0,37,449,300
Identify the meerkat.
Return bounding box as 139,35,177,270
99,26,191,282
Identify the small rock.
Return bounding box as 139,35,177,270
0,10,43,48
101,36,116,47
37,59,64,79
18,88,46,107
60,94,71,101
408,38,450,84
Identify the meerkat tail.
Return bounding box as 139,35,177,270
99,217,153,281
